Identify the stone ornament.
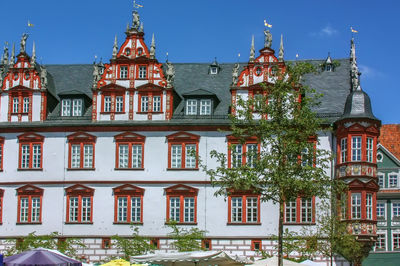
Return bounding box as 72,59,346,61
165,61,175,88
264,29,272,48
232,63,240,85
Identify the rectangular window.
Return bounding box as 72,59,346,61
393,202,400,219
32,144,41,169
118,144,129,168
351,193,361,219
184,197,195,223
20,143,42,169
69,140,95,170
62,99,72,116
254,94,263,110
171,145,182,168
13,97,19,113
21,145,30,168
81,197,91,222
69,197,79,222
341,138,347,163
23,97,30,113
366,194,373,220
71,145,81,168
120,66,128,79
375,234,386,250
232,144,243,168
231,197,242,223
20,197,29,222
132,144,142,168
285,200,297,223
389,175,398,188
141,96,149,112
246,144,257,168
19,196,41,223
138,66,147,79
115,194,142,223
116,96,124,112
116,142,143,169
83,145,93,168
66,193,92,223
104,96,111,112
72,99,83,116
246,197,258,223
153,96,161,112
186,100,197,115
378,174,384,188
301,148,312,167
301,198,313,223
185,144,196,168
366,138,373,163
377,202,385,219
200,99,211,115
169,197,180,222
393,233,400,250
351,136,362,161
131,197,141,223
117,197,128,222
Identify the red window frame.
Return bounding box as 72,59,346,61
136,64,147,79
227,190,261,225
118,65,129,79
17,184,43,224
101,92,125,113
113,184,144,224
0,137,4,171
283,196,316,225
227,135,259,168
17,133,44,170
9,92,32,115
167,132,200,170
114,132,145,170
65,184,94,224
0,189,4,224
67,132,96,170
251,239,262,251
102,237,111,249
137,93,163,113
150,238,159,249
165,184,198,224
202,239,212,250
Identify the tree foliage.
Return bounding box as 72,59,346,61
203,62,333,266
5,231,85,258
112,226,155,261
166,221,206,252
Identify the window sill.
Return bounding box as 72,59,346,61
165,222,197,225
136,111,164,114
100,112,126,114
11,113,29,115
113,222,143,225
227,222,261,226
114,168,144,171
283,222,316,225
65,222,93,225
16,222,42,225
67,168,95,171
17,168,43,171
167,168,199,171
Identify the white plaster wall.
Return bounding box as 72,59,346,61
32,93,41,121
0,95,9,122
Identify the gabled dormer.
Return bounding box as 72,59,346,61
182,89,219,116
58,90,91,117
92,8,174,122
0,34,56,122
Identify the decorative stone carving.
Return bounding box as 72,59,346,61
232,63,240,85
2,45,9,65
20,33,28,54
40,65,48,89
249,35,255,62
165,61,175,88
92,63,102,88
264,29,272,48
132,11,140,30
150,34,155,59
112,35,118,59
10,43,15,65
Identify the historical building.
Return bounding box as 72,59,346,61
0,7,380,264
364,124,400,265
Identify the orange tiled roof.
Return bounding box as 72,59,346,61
379,124,400,160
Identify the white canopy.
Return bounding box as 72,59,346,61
246,256,302,266
132,251,245,266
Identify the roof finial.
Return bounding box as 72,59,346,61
112,35,118,59
278,34,284,62
139,22,143,32
31,41,36,65
249,35,255,62
264,29,272,48
132,10,140,30
150,33,156,59
20,33,28,54
350,38,359,91
9,43,15,65
2,44,9,65
126,22,130,32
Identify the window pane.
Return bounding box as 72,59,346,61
301,198,312,223
351,193,361,219
285,200,296,223
393,234,400,250
32,144,41,168
117,197,127,222
118,145,129,168
341,138,347,163
247,197,258,223
247,144,257,168
184,197,195,223
21,144,30,168
231,197,242,222
132,144,142,168
23,97,30,113
120,66,128,79
71,145,81,168
83,145,93,168
139,66,146,79
116,96,124,112
81,197,91,222
170,197,180,221
200,99,211,115
153,96,161,112
377,202,385,219
389,175,398,188
141,96,149,112
186,100,197,115
378,174,384,188
131,197,141,223
20,197,29,222
232,144,242,168
393,203,400,218
13,97,19,113
366,138,373,163
351,137,361,161
171,145,182,168
72,99,83,116
185,144,196,168
366,194,372,220
69,197,79,222
62,99,71,116
375,234,386,250
104,96,111,112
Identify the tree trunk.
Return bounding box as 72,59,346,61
278,200,284,266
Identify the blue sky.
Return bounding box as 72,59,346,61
1,0,399,124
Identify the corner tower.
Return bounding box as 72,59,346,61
334,38,381,261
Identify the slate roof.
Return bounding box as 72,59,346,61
0,58,353,127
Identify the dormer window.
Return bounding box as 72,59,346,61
210,66,218,75
325,64,333,72
186,100,197,115
125,48,131,56
137,48,143,56
186,99,213,115
62,99,83,116
200,99,212,115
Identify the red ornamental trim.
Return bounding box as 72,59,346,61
65,184,94,195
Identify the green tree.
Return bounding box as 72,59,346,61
204,62,333,266
112,226,155,261
166,221,206,252
5,231,85,258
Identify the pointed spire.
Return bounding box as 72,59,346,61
249,35,255,62
325,52,332,64
150,33,156,59
30,42,36,65
278,34,284,62
10,43,15,65
2,45,9,65
350,38,359,91
112,35,118,59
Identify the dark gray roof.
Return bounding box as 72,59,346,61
340,88,379,121
0,58,354,126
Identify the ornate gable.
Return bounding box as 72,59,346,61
67,132,97,143
65,184,94,195
114,132,145,142
166,131,200,142
16,184,43,195
165,184,198,195
113,184,144,195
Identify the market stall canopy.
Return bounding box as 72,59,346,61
101,259,131,266
246,256,302,266
132,251,245,266
4,248,82,266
